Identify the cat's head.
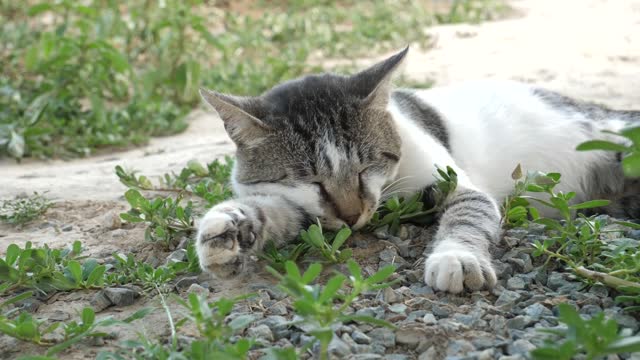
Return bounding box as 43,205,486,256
201,48,407,230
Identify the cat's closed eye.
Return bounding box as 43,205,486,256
241,175,287,185
381,152,400,162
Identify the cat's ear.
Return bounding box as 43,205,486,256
200,88,271,147
351,46,408,109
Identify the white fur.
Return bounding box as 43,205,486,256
196,210,239,267
389,79,629,292
411,80,627,208
324,141,345,173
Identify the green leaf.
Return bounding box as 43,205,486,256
5,244,21,265
0,291,34,309
614,220,640,230
67,261,83,284
27,3,54,16
331,227,351,254
81,307,95,327
569,199,610,210
340,315,396,328
576,140,630,152
301,263,322,284
16,319,38,339
123,308,154,323
622,153,640,178
346,260,362,282
124,189,145,207
621,126,640,145
187,160,208,176
534,218,563,231
119,213,143,223
604,336,640,354
86,265,105,287
365,265,395,285
318,275,346,304
284,261,302,280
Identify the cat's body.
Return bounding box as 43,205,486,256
196,48,639,293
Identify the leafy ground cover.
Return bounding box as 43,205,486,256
0,0,505,160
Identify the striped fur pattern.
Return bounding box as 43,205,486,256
196,48,639,293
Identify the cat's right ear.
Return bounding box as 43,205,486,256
350,46,409,110
200,88,271,147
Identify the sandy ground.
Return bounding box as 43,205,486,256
0,0,639,356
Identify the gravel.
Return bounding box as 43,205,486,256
23,218,639,359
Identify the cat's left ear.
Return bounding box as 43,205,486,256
350,46,409,109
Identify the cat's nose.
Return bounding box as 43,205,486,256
344,214,361,227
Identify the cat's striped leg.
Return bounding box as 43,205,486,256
196,195,309,278
424,187,500,293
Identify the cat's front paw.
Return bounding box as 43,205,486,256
424,244,496,294
196,206,256,278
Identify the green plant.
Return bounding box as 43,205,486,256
267,260,396,360
300,224,353,264
503,169,640,307
46,307,152,356
0,291,58,345
259,240,310,273
116,157,234,208
120,190,194,248
0,192,51,225
577,126,640,177
531,303,640,360
436,0,507,24
0,240,102,294
368,165,458,233
2,1,505,159
105,248,200,290
0,290,151,355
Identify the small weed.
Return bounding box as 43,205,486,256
104,293,253,359
0,291,57,345
0,290,151,354
0,240,90,294
120,190,194,249
301,224,353,264
45,307,152,356
368,165,458,234
267,260,396,360
106,245,200,291
531,303,640,360
0,192,51,226
504,167,640,309
577,126,640,177
259,240,310,273
116,157,234,208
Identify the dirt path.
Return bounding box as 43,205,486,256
1,0,639,281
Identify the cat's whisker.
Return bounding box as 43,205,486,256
382,176,414,193
379,187,420,202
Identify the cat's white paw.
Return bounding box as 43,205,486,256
196,207,255,278
424,244,496,293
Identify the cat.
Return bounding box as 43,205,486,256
195,47,639,293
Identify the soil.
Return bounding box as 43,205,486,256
1,0,639,358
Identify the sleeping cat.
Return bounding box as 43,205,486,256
195,47,639,293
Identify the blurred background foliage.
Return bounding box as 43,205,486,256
0,0,505,160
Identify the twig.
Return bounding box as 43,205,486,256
574,267,640,290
